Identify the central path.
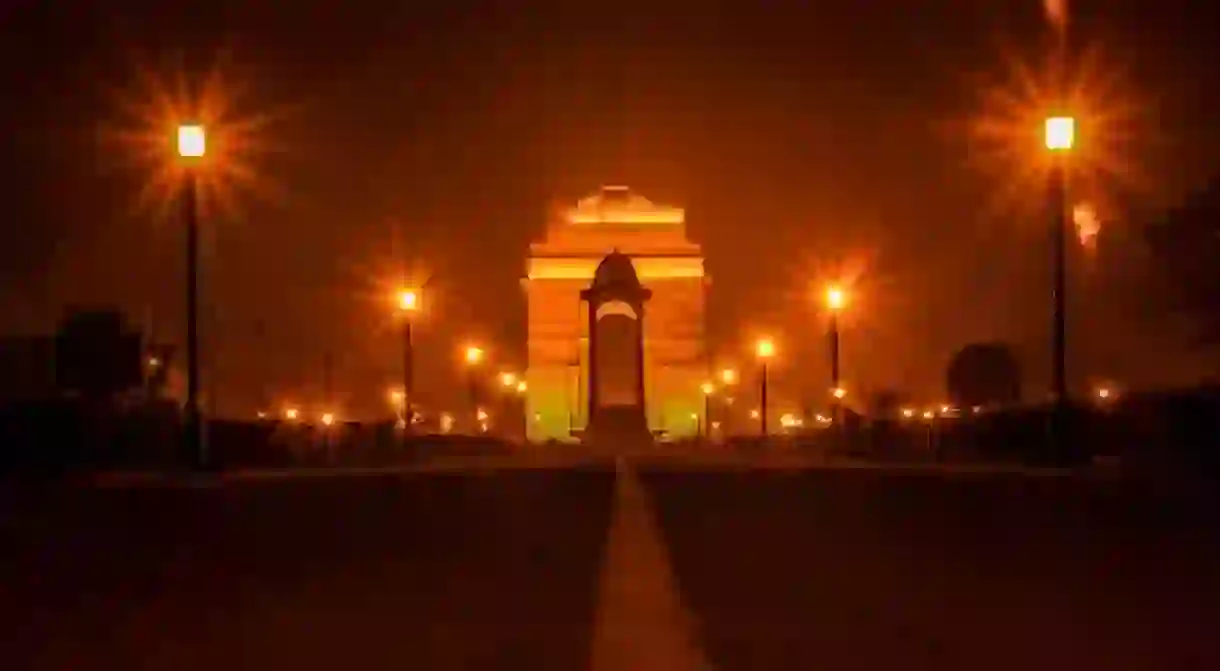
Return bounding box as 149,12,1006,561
590,458,712,671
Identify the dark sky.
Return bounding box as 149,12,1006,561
2,0,1218,416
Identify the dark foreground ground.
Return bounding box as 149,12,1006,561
1,468,615,670
3,463,1219,670
642,467,1220,670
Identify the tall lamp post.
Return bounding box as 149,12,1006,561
720,368,737,436
825,285,846,425
515,379,527,441
1045,116,1074,405
700,381,715,441
464,345,484,433
755,338,775,437
398,289,419,435
1045,116,1074,460
177,124,205,468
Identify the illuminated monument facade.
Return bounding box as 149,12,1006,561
525,186,707,442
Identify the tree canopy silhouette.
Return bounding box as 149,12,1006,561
945,342,1021,408
1143,180,1220,347
54,309,143,401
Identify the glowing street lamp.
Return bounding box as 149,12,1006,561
284,407,300,421
832,386,847,400
755,338,775,437
464,345,484,365
1044,115,1076,457
463,344,485,432
515,380,527,394
398,289,419,312
700,382,715,441
720,368,737,386
500,372,518,389
825,285,846,311
824,284,848,429
1045,116,1075,151
176,123,206,468
395,288,420,437
1045,116,1075,412
755,338,775,360
177,125,206,158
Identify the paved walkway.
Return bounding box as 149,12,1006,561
590,458,712,670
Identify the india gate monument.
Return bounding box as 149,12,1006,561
524,186,707,443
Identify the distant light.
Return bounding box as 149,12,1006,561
923,410,935,420
901,408,915,419
720,368,738,385
690,413,699,421
750,409,761,420
700,381,715,395
256,410,267,420
940,405,951,414
398,289,419,312
533,412,542,422
1045,116,1075,151
439,412,455,434
832,387,847,399
826,285,846,311
177,124,206,158
321,412,335,426
500,372,517,388
755,338,775,360
388,389,405,404
465,346,484,365
147,356,161,368
972,405,983,414
284,407,300,421
476,408,489,422
711,421,721,430
1097,387,1112,400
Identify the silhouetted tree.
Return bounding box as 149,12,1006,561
1143,180,1220,347
54,309,143,401
946,342,1021,408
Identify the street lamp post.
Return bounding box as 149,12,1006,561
1046,116,1074,460
177,124,205,469
464,345,484,433
825,285,846,426
755,338,775,438
398,289,419,436
1045,116,1074,405
720,368,737,436
700,381,715,442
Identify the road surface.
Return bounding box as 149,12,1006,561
3,460,1218,669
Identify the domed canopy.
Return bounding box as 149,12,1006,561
582,250,652,304
592,250,642,290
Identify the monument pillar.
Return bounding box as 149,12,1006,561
580,251,653,448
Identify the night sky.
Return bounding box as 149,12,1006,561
2,0,1218,417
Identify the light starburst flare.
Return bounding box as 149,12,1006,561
99,49,289,222
963,35,1161,227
